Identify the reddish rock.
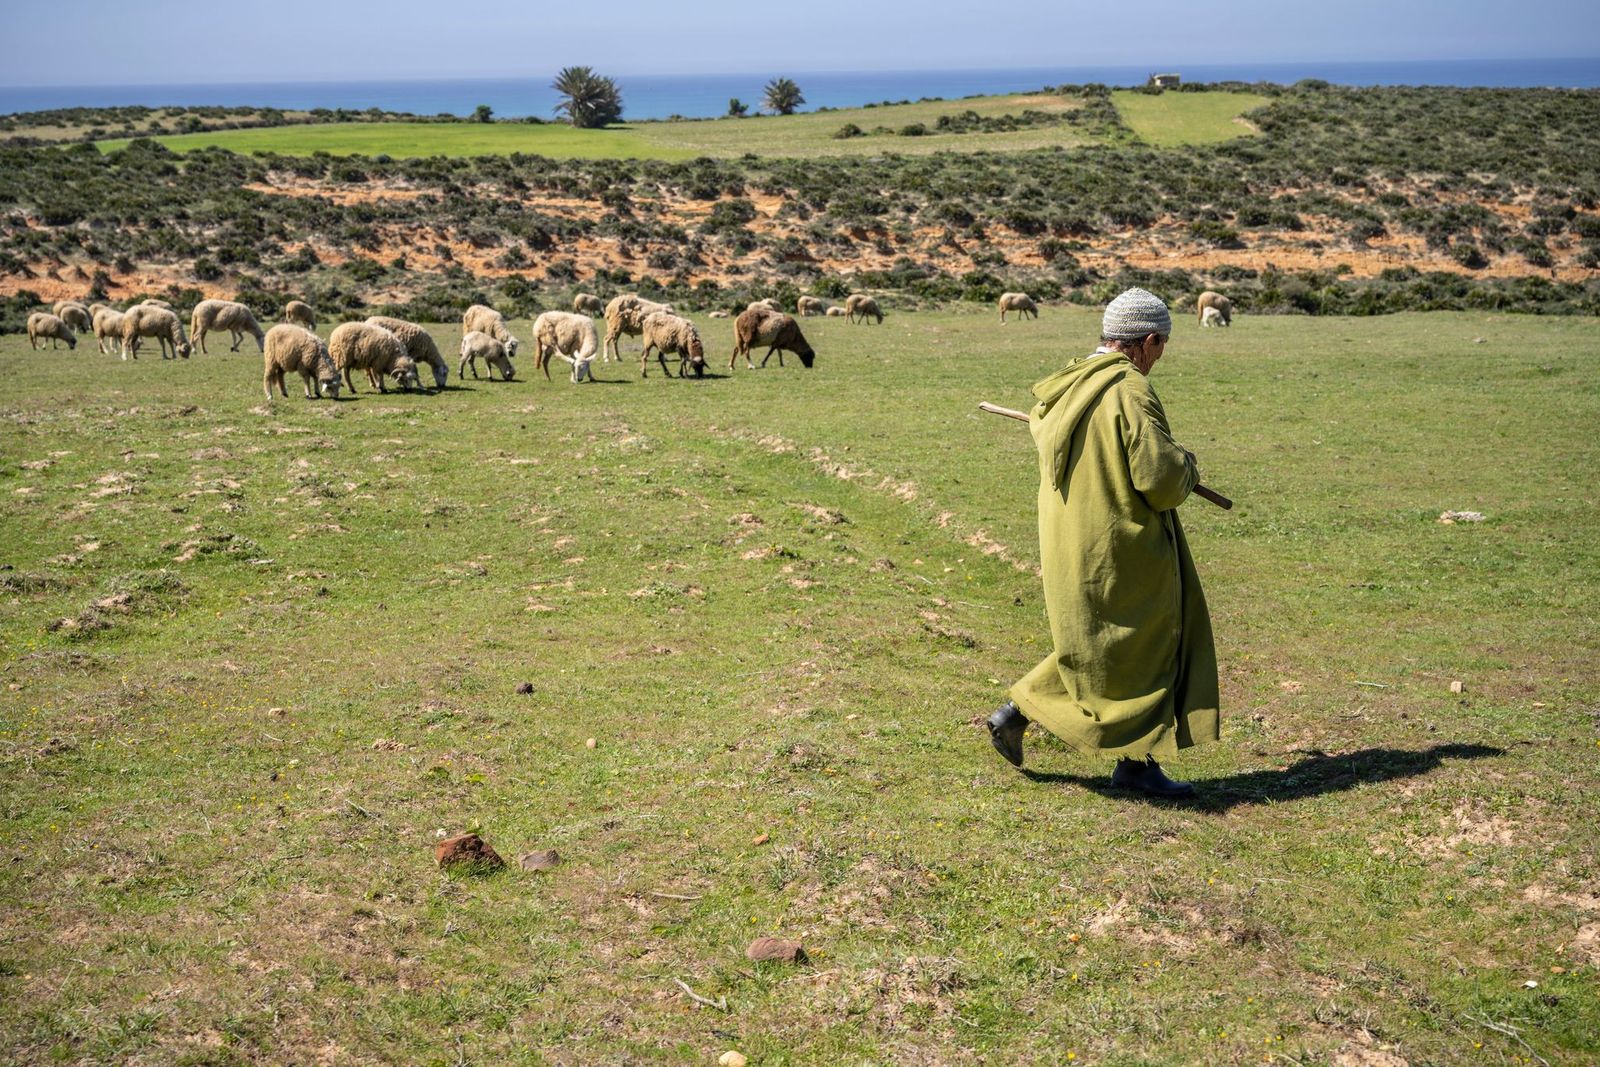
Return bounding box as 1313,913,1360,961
435,833,504,872
745,937,807,963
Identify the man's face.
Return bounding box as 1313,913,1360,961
1131,333,1168,375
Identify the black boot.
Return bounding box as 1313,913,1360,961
1110,757,1196,798
986,701,1029,768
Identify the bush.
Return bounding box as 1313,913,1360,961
833,123,864,139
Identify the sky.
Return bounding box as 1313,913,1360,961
3,0,1598,86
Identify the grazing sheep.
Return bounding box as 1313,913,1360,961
998,292,1039,322
747,297,781,312
119,305,191,360
328,321,419,393
730,308,815,370
709,309,731,319
262,324,341,401
462,304,521,359
138,298,175,310
27,312,76,350
1196,290,1232,326
92,307,125,354
53,301,93,332
639,311,705,379
602,294,673,362
796,295,827,316
1201,306,1225,327
459,331,516,381
572,293,604,316
190,299,266,354
282,300,317,329
531,311,601,383
366,315,449,389
845,294,883,324
824,306,847,317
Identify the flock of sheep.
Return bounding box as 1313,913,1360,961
22,287,1236,399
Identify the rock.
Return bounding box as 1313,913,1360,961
515,682,534,695
435,833,505,872
519,848,560,872
751,833,770,846
1449,679,1464,694
745,936,806,963
719,1053,748,1067
585,737,597,749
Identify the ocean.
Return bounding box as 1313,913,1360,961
3,58,1597,121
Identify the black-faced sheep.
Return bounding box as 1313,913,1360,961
639,311,705,379
459,331,516,381
730,308,815,370
27,313,76,350
53,301,93,332
92,307,125,354
845,294,883,324
329,321,419,393
263,324,342,401
602,295,674,362
532,311,601,383
998,292,1039,322
462,305,520,359
573,293,604,316
796,295,827,316
365,315,449,389
190,299,266,354
119,305,191,360
282,300,317,329
1197,291,1232,326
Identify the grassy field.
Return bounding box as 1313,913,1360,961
93,91,1264,158
2,307,1597,1064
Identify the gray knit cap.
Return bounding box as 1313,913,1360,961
1101,287,1172,340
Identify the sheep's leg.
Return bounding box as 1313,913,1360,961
197,328,208,355
343,366,358,393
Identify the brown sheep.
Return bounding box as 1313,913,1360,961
639,311,705,379
1196,291,1232,326
119,305,191,360
282,300,317,329
27,313,76,350
573,293,604,316
365,316,449,389
730,308,815,370
190,299,266,354
263,324,341,401
328,322,419,393
845,294,883,324
998,292,1039,322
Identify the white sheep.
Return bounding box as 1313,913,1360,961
365,315,449,389
462,304,520,359
796,295,827,316
190,299,266,354
459,331,516,381
639,311,705,378
747,297,781,312
282,300,317,329
27,312,76,350
263,324,342,401
1201,306,1225,327
573,293,604,316
998,292,1039,323
709,310,731,319
119,305,191,360
138,298,175,310
328,321,419,393
53,301,93,332
532,311,601,383
602,294,674,362
92,307,125,354
1196,291,1233,326
845,293,883,324
824,306,847,317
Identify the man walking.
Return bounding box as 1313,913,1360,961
986,288,1219,798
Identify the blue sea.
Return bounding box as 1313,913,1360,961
3,58,1597,120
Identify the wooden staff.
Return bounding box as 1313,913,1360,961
979,402,1234,511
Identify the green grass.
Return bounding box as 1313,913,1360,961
1113,90,1272,146
2,308,1597,1064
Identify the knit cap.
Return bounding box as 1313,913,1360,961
1101,287,1172,340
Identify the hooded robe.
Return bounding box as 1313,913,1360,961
1008,351,1220,759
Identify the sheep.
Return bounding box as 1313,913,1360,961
845,293,883,324
119,305,191,360
573,293,604,316
1201,306,1225,327
190,299,266,354
1196,290,1232,326
531,311,601,383
796,295,827,317
824,306,847,317
138,298,174,310
92,307,125,354
27,312,76,350
462,304,520,359
602,294,673,362
747,297,781,312
328,321,419,393
730,308,815,370
262,324,342,401
53,301,93,332
282,299,317,329
639,311,706,379
709,310,731,319
459,331,516,381
366,315,449,389
998,292,1039,322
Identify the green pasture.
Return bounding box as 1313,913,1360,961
1113,89,1272,146
1,308,1596,1064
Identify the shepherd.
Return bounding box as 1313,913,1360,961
986,287,1219,798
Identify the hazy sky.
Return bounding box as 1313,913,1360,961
4,0,1598,86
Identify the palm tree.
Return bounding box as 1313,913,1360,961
762,78,805,116
552,66,623,129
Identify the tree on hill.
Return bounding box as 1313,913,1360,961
552,67,624,129
727,97,748,118
762,78,804,115
472,104,493,124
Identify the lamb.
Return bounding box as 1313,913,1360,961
119,305,191,360
730,308,815,370
602,294,674,362
531,311,601,383
365,315,449,389
747,297,781,312
1201,306,1225,327
53,301,93,332
190,299,266,354
639,311,706,379
796,295,827,316
572,293,604,316
845,294,883,324
328,321,420,393
459,331,516,381
92,307,125,354
262,324,342,401
824,306,847,317
998,292,1039,322
1196,291,1232,326
461,305,520,359
282,300,317,329
27,312,76,350
709,310,731,319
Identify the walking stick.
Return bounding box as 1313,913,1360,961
978,402,1234,511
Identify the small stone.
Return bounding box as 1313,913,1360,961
585,737,597,749
751,833,770,846
1449,679,1464,694
266,707,287,718
745,937,806,963
515,682,534,695
435,833,505,872
519,848,560,872
719,1053,748,1067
